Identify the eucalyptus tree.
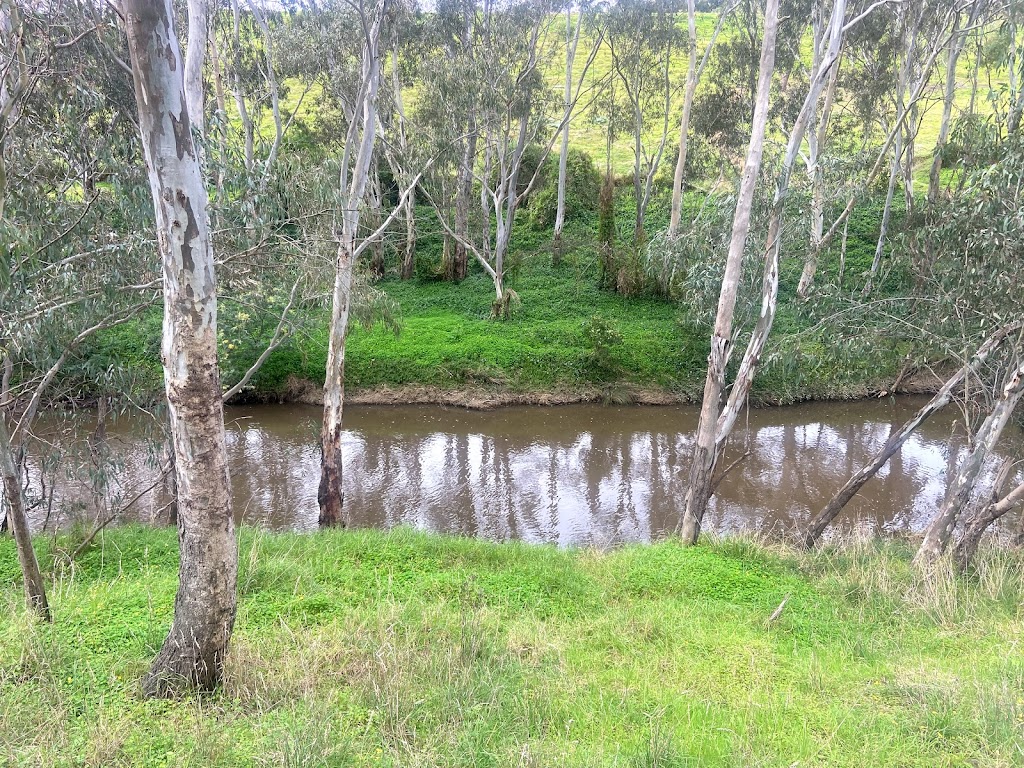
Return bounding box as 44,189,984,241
909,129,1024,567
384,17,419,279
602,0,684,246
552,2,583,257
794,1,968,297
803,84,1024,557
553,1,604,256
667,0,737,239
680,0,888,544
794,0,844,298
926,0,986,206
122,0,237,695
955,464,1024,570
676,0,780,543
425,0,602,311
319,0,390,527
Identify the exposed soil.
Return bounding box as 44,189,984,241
277,368,947,411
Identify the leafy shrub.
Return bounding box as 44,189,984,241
581,315,623,376
529,148,601,229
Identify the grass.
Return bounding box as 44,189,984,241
1,526,1022,767
90,186,914,407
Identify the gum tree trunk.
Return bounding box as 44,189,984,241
184,0,208,138
124,0,237,697
389,30,416,280
680,0,852,543
916,362,1024,567
802,322,1022,547
553,6,580,259
319,1,385,527
0,415,49,621
453,125,477,281
796,3,841,298
954,466,1024,571
678,0,780,543
401,184,416,280
927,11,966,205
668,0,731,239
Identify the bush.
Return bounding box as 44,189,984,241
528,148,602,229
581,315,623,376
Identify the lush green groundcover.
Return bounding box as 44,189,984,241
91,192,913,407
1,526,1021,767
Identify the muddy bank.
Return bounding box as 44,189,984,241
274,369,946,411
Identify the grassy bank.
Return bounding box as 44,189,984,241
2,526,1022,767
92,191,916,408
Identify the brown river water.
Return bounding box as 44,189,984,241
27,398,1024,546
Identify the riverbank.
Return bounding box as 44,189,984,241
2,526,1021,767
91,232,925,410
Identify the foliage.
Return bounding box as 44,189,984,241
581,314,623,376
528,148,602,229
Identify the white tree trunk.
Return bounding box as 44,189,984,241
123,0,237,697
678,0,781,543
553,7,580,254
229,0,254,173
319,0,385,527
803,322,1023,547
954,470,1024,571
927,5,977,205
681,0,851,543
668,0,699,240
864,140,900,297
796,8,841,299
916,362,1024,567
184,0,209,139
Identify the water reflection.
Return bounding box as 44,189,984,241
28,399,1024,546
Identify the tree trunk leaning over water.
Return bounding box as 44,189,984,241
123,0,238,697
802,321,1023,548
319,0,386,528
916,361,1024,568
677,0,780,544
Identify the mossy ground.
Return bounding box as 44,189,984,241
2,526,1022,767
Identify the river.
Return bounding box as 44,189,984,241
26,398,1024,546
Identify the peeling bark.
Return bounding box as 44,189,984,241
124,0,237,696
954,462,1024,571
681,0,850,543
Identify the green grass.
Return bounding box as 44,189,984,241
86,187,914,407
2,526,1022,766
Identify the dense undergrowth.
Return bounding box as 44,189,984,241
1,526,1021,767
